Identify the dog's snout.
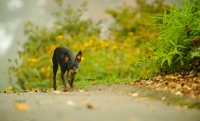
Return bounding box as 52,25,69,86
70,69,78,74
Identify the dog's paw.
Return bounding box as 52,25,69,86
63,87,68,92
53,85,57,90
70,83,74,88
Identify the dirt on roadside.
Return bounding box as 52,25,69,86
81,83,200,109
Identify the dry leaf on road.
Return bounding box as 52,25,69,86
67,100,76,107
53,91,60,94
129,92,139,97
14,103,29,111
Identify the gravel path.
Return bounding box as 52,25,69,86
0,86,200,121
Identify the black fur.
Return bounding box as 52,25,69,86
52,46,82,91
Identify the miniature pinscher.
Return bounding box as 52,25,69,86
52,46,82,91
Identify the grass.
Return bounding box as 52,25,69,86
75,78,135,88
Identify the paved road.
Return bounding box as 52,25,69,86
0,90,200,121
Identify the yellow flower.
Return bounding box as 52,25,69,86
104,42,109,47
48,45,60,54
84,39,94,47
128,32,134,37
123,43,129,47
100,40,109,47
84,42,90,47
126,24,131,29
56,35,64,40
27,58,40,63
112,45,118,49
47,50,52,54
80,26,84,30
89,39,93,43
40,67,46,73
81,56,85,61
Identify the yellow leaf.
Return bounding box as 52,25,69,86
14,103,29,111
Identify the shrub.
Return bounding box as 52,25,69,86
147,0,200,74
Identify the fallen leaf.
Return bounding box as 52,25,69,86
79,90,85,92
118,90,124,94
53,91,60,94
72,90,78,92
183,105,188,109
42,89,50,93
161,97,166,101
175,105,181,110
87,103,95,109
67,100,76,107
129,92,139,97
164,75,178,80
139,96,145,100
134,70,200,99
175,91,183,96
129,82,135,85
14,103,29,111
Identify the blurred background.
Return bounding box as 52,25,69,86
0,0,181,90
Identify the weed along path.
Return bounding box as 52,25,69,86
0,85,200,121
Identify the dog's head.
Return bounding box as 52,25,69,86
64,51,82,75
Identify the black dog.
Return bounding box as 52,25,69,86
52,46,82,91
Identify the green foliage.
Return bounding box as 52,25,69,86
147,0,200,74
105,0,168,78
8,0,167,89
191,48,200,58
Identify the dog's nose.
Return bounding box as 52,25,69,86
73,72,77,74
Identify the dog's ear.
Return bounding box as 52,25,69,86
64,52,70,63
75,51,82,63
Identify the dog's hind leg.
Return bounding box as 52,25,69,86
52,52,58,90
53,63,58,90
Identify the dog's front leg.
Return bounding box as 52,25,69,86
66,71,74,88
61,72,68,92
70,74,75,88
66,71,71,87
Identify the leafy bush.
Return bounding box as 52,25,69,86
8,0,167,89
147,0,200,74
106,0,169,78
